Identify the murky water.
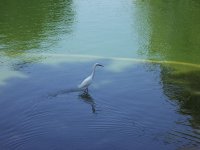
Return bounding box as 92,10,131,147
0,0,200,149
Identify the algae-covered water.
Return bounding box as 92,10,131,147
0,0,200,149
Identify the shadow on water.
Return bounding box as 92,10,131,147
48,87,82,98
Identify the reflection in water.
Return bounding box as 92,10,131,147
160,65,200,127
48,87,96,114
47,86,96,113
0,0,75,56
79,93,96,113
135,0,200,64
0,0,200,149
134,0,200,126
134,0,200,145
0,0,75,86
158,65,200,148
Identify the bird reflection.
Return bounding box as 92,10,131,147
79,93,96,113
48,88,97,113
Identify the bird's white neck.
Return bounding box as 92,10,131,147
91,65,97,79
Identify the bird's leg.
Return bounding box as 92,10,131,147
84,88,88,94
86,88,88,93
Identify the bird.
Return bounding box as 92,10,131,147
78,63,104,93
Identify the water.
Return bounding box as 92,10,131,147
0,0,200,149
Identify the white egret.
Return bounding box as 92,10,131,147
78,63,104,93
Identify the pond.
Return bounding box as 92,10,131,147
0,0,200,149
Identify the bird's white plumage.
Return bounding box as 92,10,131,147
78,63,103,92
78,75,93,89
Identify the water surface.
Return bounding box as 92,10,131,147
0,0,200,149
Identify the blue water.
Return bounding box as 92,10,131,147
0,0,200,149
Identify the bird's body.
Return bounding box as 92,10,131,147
78,63,103,93
78,75,93,89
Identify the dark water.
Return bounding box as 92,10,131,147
0,0,200,149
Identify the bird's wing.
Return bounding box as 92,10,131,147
78,76,92,89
